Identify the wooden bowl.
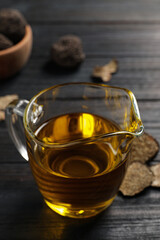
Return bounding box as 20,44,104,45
0,25,33,79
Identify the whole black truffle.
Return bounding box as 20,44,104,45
0,9,27,44
0,33,13,50
51,35,85,68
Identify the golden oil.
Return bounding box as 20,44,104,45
27,113,128,218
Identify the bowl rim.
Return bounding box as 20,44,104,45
0,25,32,56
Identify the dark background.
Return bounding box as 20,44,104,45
0,1,160,239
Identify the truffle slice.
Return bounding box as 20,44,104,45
0,94,19,120
150,164,160,187
92,59,118,82
129,132,159,164
120,162,153,196
0,33,13,50
0,9,27,44
51,35,85,68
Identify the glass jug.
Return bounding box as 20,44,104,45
5,83,144,218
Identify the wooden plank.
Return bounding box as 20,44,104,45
0,163,33,182
1,57,160,100
2,0,160,22
1,200,160,239
28,24,160,58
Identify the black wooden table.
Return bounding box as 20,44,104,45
1,1,160,239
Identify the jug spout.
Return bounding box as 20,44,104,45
122,89,144,138
103,86,144,140
99,87,144,161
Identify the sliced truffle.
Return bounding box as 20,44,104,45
0,33,13,50
150,164,160,187
92,59,118,82
0,9,27,44
120,162,153,196
51,35,85,68
129,132,159,165
0,94,19,120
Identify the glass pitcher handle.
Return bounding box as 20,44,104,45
5,99,29,161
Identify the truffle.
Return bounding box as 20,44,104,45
0,8,27,44
120,162,153,196
129,132,159,165
0,33,13,50
51,35,85,68
150,164,160,187
0,94,19,120
92,59,118,82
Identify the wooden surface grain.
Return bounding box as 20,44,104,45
0,1,160,239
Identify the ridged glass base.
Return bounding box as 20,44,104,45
45,197,115,218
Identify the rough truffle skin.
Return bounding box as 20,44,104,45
0,33,13,50
51,35,85,68
0,9,27,44
120,162,153,196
